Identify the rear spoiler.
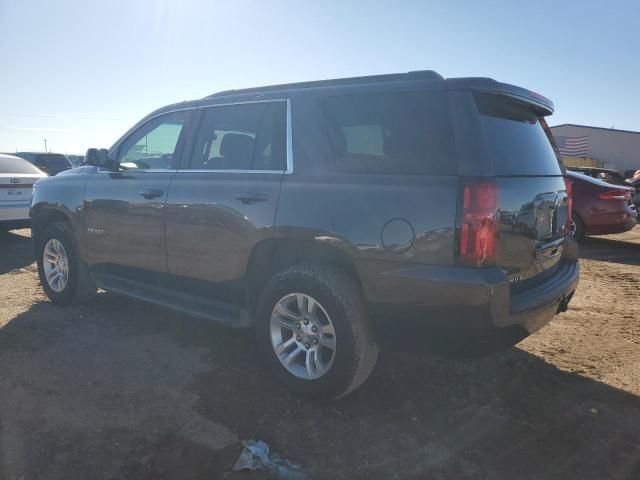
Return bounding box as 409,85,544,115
446,77,554,116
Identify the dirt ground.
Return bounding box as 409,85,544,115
0,228,639,480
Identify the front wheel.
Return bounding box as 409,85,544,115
255,264,379,400
36,221,97,305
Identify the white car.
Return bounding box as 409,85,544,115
0,154,47,231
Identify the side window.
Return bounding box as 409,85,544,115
322,91,456,175
117,111,187,170
188,101,286,171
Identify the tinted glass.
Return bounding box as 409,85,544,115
34,154,71,171
0,156,44,174
15,152,34,162
322,91,456,175
118,111,186,169
474,92,562,176
189,101,286,171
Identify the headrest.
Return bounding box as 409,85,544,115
220,133,254,159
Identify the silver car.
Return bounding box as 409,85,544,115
0,154,46,231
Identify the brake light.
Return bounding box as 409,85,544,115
457,180,498,267
564,176,573,227
598,189,631,201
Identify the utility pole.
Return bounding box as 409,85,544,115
43,138,47,152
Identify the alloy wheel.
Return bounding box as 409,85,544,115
270,293,336,380
43,238,69,293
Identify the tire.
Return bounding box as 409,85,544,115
255,264,379,400
36,221,97,305
570,214,585,241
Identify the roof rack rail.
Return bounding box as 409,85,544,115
206,70,443,98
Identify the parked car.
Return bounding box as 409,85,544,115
619,175,640,218
566,167,640,216
567,170,637,239
567,166,627,186
15,152,72,176
0,154,47,231
30,71,579,399
624,169,640,180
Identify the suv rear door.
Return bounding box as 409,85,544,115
165,100,288,304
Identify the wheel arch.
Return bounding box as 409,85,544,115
31,206,81,258
31,205,76,239
245,237,362,313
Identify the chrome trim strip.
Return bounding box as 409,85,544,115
285,98,293,174
204,98,286,107
174,169,284,174
97,168,177,173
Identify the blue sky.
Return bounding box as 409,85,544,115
0,0,638,153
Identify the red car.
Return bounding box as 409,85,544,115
567,170,637,240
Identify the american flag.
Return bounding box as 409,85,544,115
556,135,589,157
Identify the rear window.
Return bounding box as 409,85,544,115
34,154,71,170
474,92,562,176
0,156,43,174
323,91,456,175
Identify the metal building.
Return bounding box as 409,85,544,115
551,124,640,176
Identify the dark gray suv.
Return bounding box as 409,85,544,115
31,71,579,399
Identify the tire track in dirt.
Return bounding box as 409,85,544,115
520,233,640,395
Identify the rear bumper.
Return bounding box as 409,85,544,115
496,260,578,333
360,251,579,335
0,204,30,223
586,216,636,235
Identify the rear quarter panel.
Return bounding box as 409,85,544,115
276,173,458,265
275,90,458,286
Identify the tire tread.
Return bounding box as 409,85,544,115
36,221,97,305
257,263,379,399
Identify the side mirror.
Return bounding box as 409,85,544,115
85,148,110,167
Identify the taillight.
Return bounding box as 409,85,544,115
598,189,632,201
564,176,573,227
457,179,498,267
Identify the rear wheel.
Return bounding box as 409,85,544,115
255,264,379,400
36,221,97,305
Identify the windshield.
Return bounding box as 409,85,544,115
474,92,563,176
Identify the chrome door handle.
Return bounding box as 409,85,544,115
236,192,269,204
139,189,164,199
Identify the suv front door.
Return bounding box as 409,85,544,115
165,100,289,304
83,110,191,282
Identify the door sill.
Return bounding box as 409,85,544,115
94,273,251,327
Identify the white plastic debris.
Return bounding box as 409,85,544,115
233,439,307,480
